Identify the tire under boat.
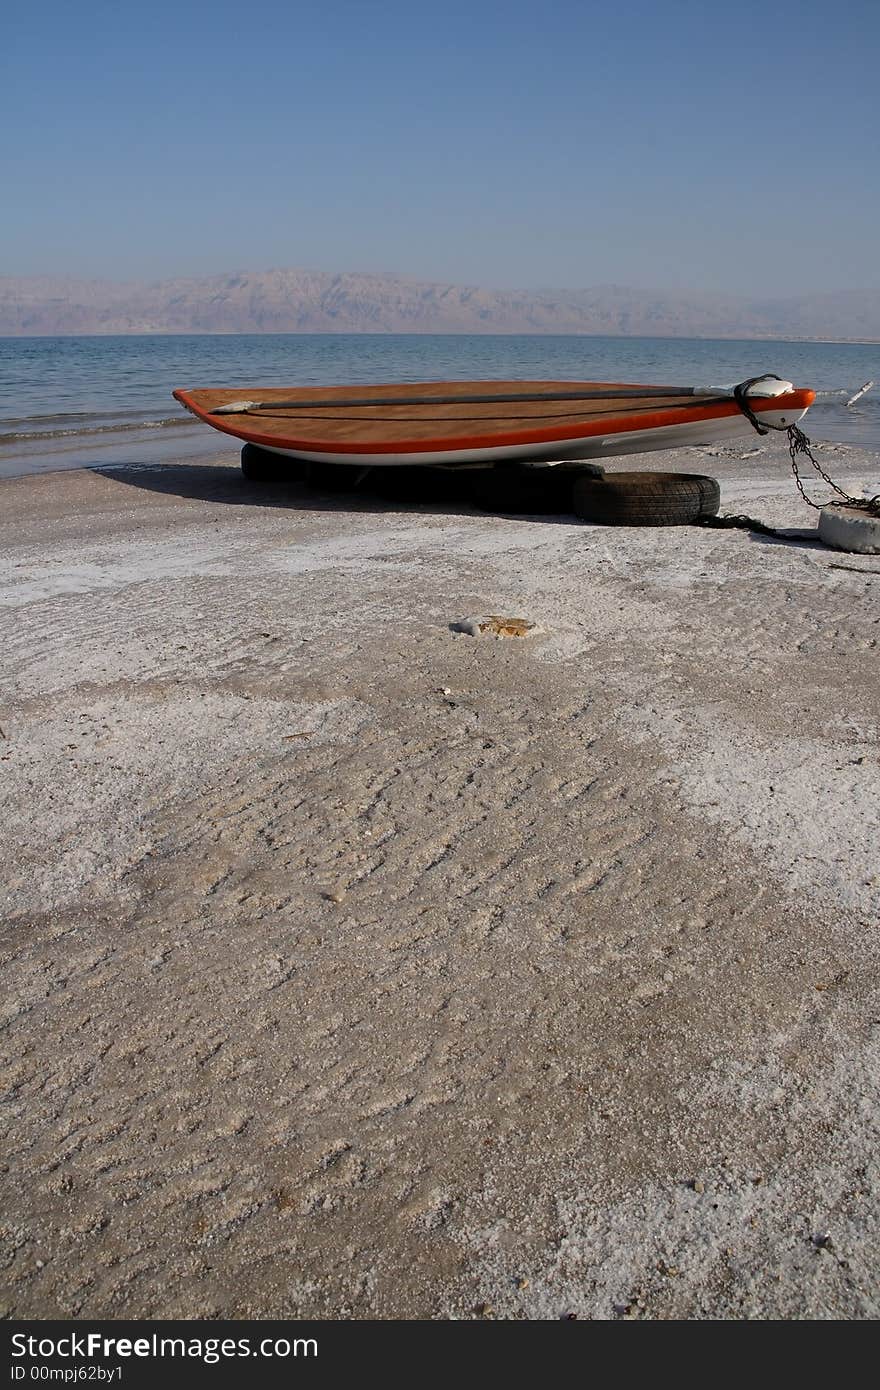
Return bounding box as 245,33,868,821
237,441,724,526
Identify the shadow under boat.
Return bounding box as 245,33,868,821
91,458,829,548
89,459,584,525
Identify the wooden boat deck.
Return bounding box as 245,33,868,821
173,379,815,458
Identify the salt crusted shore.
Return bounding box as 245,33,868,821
1,441,878,1320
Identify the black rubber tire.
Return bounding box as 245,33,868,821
240,443,308,483
468,464,598,515
306,461,373,493
572,471,721,526
371,465,464,505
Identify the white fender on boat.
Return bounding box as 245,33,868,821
694,379,795,399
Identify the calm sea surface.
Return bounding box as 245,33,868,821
1,333,878,478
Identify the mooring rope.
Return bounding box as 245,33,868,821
695,513,788,538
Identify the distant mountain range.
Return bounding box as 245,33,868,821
2,270,879,340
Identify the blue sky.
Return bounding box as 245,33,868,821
3,0,878,293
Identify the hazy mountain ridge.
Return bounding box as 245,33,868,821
2,270,879,339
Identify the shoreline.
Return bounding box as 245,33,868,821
3,426,878,486
3,330,880,344
3,335,878,481
1,447,878,1319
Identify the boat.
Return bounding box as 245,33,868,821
172,374,815,468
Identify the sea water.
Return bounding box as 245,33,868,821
1,333,877,479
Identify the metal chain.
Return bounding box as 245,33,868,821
732,384,879,516
786,422,880,515
699,421,879,540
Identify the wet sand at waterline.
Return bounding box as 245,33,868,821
1,441,878,1320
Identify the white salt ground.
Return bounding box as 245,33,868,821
0,443,877,1319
